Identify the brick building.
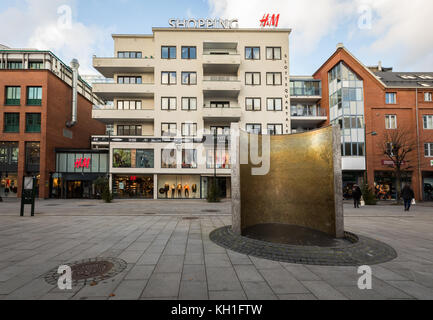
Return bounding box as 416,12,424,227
313,45,433,201
0,48,106,199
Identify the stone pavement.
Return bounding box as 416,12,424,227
0,200,432,300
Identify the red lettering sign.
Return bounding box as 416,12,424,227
260,14,280,27
74,158,91,169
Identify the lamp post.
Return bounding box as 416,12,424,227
213,130,217,202
364,130,377,185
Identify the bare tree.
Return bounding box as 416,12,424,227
379,126,417,204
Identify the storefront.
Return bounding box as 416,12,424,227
342,171,364,199
54,149,108,199
374,171,412,200
113,175,154,199
157,175,200,199
0,142,19,198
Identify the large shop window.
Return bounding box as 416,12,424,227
0,142,18,170
158,175,200,199
161,149,177,168
374,171,412,200
113,149,131,168
182,149,197,169
206,147,230,169
136,149,154,168
25,142,40,172
113,175,153,199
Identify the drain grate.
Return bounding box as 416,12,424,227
79,205,96,207
143,212,156,215
183,217,199,220
201,210,220,213
44,257,127,286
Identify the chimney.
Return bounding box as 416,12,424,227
66,59,80,128
378,61,382,71
336,43,344,49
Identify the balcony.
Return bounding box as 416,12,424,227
203,54,240,74
92,105,155,124
290,80,322,102
92,82,154,100
203,76,241,98
291,108,327,127
203,106,242,122
93,57,155,78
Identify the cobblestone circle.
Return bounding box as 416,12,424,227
44,257,127,286
210,226,397,266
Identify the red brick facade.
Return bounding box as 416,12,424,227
314,47,433,200
0,70,106,198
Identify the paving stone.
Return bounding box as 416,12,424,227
259,268,309,294
234,265,265,282
209,290,247,300
301,281,348,300
387,281,433,300
125,265,155,280
227,250,252,265
205,253,232,267
141,273,181,298
179,281,208,300
154,255,184,273
136,253,162,265
182,264,206,282
280,263,321,281
241,281,277,300
277,294,317,300
110,280,147,300
206,267,243,292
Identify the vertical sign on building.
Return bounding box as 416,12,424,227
284,53,290,134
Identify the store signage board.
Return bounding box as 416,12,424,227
24,177,33,190
74,158,91,169
168,18,239,29
431,160,433,166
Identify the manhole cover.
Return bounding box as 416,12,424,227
44,257,127,286
183,217,199,220
201,210,220,213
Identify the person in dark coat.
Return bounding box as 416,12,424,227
401,183,415,212
352,184,362,208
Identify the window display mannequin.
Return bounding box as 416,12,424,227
184,184,190,198
192,184,197,195
177,183,183,198
164,184,170,198
171,184,176,199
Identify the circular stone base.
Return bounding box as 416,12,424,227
210,225,397,266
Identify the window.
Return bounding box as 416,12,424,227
266,72,282,85
25,142,40,170
424,115,433,129
245,47,260,60
425,92,433,102
210,126,230,135
267,124,283,135
161,72,177,85
266,47,281,60
385,142,395,157
117,51,142,58
385,115,397,129
117,125,142,136
5,87,21,105
206,147,230,169
386,93,397,104
246,124,262,134
117,100,142,110
245,72,261,85
182,149,197,168
136,149,154,168
181,46,197,59
161,46,176,59
425,143,433,157
25,113,41,133
7,61,22,69
161,97,177,110
117,76,142,84
210,101,230,108
27,87,42,106
182,123,197,136
29,61,43,69
182,97,197,110
113,149,131,168
267,98,282,111
4,113,20,133
245,98,261,111
181,72,197,85
0,142,19,165
161,123,177,136
161,149,177,168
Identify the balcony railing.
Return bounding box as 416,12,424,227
290,87,322,97
203,76,239,82
291,108,327,117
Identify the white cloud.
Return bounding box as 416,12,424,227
0,0,113,74
208,0,433,71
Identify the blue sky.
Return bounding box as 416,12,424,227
0,0,432,75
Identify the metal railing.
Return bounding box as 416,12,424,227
203,75,239,82
290,88,322,96
291,108,327,117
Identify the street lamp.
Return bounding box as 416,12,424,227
364,130,378,185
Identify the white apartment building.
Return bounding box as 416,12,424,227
91,27,292,200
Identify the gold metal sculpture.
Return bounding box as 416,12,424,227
231,124,344,238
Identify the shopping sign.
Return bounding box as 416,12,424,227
260,14,280,27
381,160,406,167
74,157,91,169
431,160,433,167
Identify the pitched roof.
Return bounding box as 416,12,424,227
373,72,433,88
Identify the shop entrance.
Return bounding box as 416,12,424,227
423,172,433,201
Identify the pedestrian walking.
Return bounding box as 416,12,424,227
401,183,415,212
352,184,362,208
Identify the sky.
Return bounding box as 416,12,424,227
0,0,432,75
